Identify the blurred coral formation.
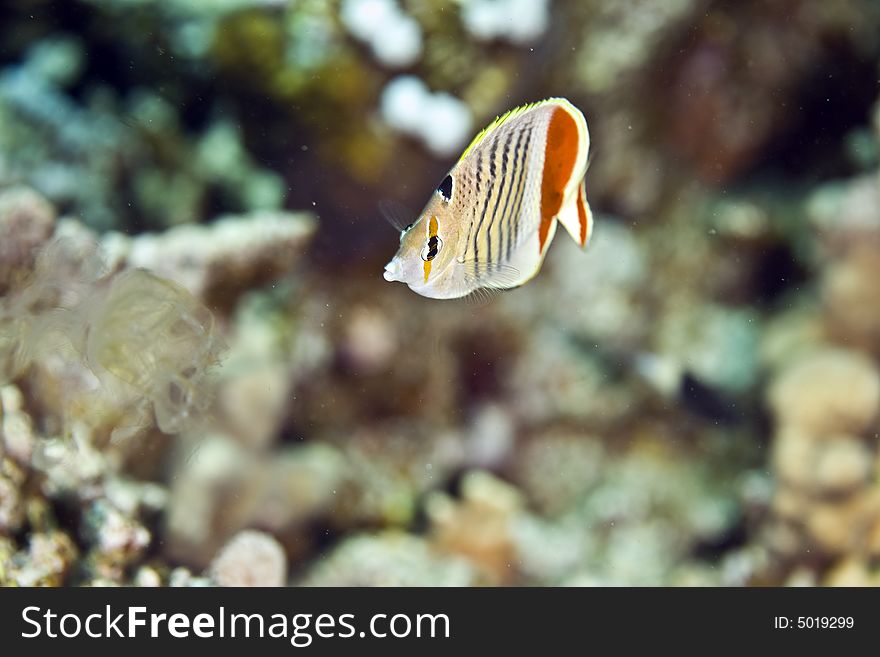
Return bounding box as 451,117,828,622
2,0,880,586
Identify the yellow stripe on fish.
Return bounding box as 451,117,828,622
383,98,593,300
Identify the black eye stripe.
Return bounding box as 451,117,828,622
437,174,453,201
421,235,443,261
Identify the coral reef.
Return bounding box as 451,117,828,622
767,348,880,582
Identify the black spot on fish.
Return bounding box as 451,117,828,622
437,174,453,201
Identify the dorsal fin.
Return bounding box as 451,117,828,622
457,98,558,163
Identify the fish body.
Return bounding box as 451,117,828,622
383,97,593,299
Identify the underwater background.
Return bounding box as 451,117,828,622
2,0,880,587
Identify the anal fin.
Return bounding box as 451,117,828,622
556,178,593,248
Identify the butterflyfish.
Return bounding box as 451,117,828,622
383,97,593,299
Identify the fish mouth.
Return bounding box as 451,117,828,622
383,261,398,282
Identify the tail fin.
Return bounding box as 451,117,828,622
556,178,593,248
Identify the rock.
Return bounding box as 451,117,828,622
772,429,872,494
772,428,819,489
510,327,638,425
770,486,808,523
784,568,818,587
8,530,78,586
0,385,36,464
298,531,478,586
328,427,464,530
823,557,880,586
0,537,16,585
658,304,761,394
717,545,771,587
213,300,294,450
513,515,592,584
758,304,825,373
32,430,106,499
163,435,262,567
168,567,212,587
339,305,398,374
805,489,880,556
217,364,290,449
510,430,605,515
809,173,880,240
133,565,163,587
868,514,880,557
123,210,316,312
813,436,873,494
209,530,287,587
81,500,151,581
0,457,26,533
769,348,880,436
464,402,515,470
252,444,348,533
512,222,649,352
823,242,880,353
809,174,880,353
427,471,523,585
0,186,56,295
163,435,347,568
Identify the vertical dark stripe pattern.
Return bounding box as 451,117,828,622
471,141,496,272
461,150,482,262
483,129,516,273
497,125,527,264
505,125,532,261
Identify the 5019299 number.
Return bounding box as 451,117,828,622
797,617,853,629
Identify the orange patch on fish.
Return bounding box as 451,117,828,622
539,107,579,253
576,182,588,246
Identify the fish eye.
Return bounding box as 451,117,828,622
437,174,453,202
421,234,442,261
